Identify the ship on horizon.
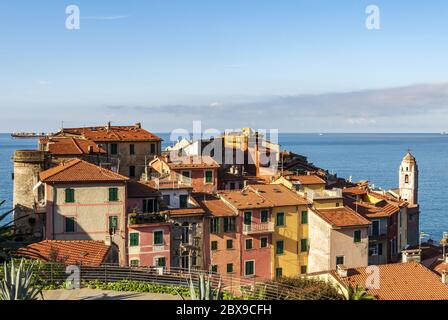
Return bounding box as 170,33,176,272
11,132,53,139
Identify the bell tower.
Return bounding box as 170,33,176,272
399,151,418,205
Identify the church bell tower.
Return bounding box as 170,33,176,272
399,151,418,205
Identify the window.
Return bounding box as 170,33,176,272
275,268,283,279
223,217,236,233
154,231,164,245
226,239,233,249
143,199,155,213
405,174,409,183
245,261,255,276
336,202,340,207
336,256,345,266
300,239,308,252
181,253,189,269
129,233,139,247
371,220,380,236
108,216,118,234
276,212,285,227
150,143,156,155
230,182,235,190
179,195,188,209
181,171,191,180
243,212,252,225
181,223,189,244
300,266,307,274
245,239,253,250
110,143,118,155
65,217,75,233
130,259,139,267
260,210,269,223
205,170,213,183
211,241,218,251
211,265,218,273
227,263,233,273
130,144,135,155
369,243,383,256
163,195,170,206
276,240,284,255
129,166,136,177
260,237,268,248
109,188,119,202
210,218,221,234
301,211,308,224
65,188,75,203
155,257,166,267
354,230,362,243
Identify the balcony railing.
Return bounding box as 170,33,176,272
302,188,343,201
243,222,274,235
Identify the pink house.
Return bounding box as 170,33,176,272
126,181,170,268
219,188,274,280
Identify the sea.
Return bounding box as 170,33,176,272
1,133,447,240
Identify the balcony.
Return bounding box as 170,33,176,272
128,213,165,225
243,222,274,235
302,188,343,201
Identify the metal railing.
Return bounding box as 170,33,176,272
30,264,340,300
242,222,275,235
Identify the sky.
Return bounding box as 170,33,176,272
0,0,448,133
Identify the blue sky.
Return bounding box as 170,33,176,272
1,0,448,132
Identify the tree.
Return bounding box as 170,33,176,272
347,284,376,300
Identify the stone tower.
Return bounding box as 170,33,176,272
399,151,418,205
13,150,45,241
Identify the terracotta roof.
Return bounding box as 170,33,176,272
332,262,448,300
59,124,161,142
167,156,219,169
345,199,400,218
287,175,326,185
193,193,236,217
343,187,368,196
248,184,309,206
15,240,111,266
41,137,106,156
40,159,129,183
163,207,205,216
127,181,160,198
312,206,371,228
219,188,273,210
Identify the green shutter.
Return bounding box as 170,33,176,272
154,231,163,245
301,239,308,252
227,263,233,273
276,212,284,226
301,211,308,224
276,240,284,255
130,233,139,246
65,189,74,203
109,188,118,201
65,217,75,232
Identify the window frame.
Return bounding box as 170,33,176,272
211,241,218,251
354,230,362,243
227,263,234,273
130,144,135,155
276,240,284,255
301,210,308,224
129,165,136,177
300,238,308,252
245,238,253,250
244,260,255,277
276,212,285,227
226,239,233,249
153,230,164,246
336,255,345,266
109,187,119,202
260,237,268,248
129,232,140,247
110,143,118,155
108,215,118,234
65,216,76,233
204,170,214,184
65,188,75,203
130,259,140,267
260,210,269,223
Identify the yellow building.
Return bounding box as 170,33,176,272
248,184,310,278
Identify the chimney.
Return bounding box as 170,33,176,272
106,121,111,131
337,264,348,278
442,271,448,284
135,122,141,129
105,235,112,246
401,249,422,263
87,145,94,154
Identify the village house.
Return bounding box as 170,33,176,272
39,159,129,265
194,193,240,276
52,122,162,179
246,184,310,278
149,155,219,193
308,206,371,273
219,187,273,280
125,181,171,269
